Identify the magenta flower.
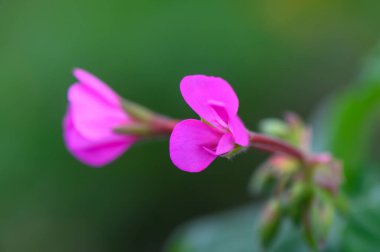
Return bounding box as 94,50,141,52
170,75,249,172
63,68,137,167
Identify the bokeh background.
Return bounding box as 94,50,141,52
1,0,380,251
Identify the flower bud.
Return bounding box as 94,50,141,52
251,154,299,192
259,199,283,248
259,113,310,149
288,182,313,224
269,155,299,175
259,118,289,139
314,160,343,195
249,164,276,195
311,201,335,246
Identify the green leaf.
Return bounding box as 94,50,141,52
338,184,380,252
312,47,380,193
164,205,309,252
310,43,380,251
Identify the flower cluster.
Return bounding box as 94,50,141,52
63,68,343,249
252,114,343,248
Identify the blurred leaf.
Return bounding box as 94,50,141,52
337,183,380,252
164,205,309,252
312,45,380,193
309,43,380,251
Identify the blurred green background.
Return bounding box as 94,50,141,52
1,0,380,251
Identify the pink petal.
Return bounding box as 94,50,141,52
64,109,136,167
208,101,249,147
208,100,229,128
169,119,222,172
73,68,120,107
228,114,249,146
180,75,239,125
215,133,235,155
68,82,130,141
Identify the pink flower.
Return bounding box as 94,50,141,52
170,75,249,172
63,68,137,167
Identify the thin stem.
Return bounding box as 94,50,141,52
152,116,179,134
249,132,307,163
116,111,309,164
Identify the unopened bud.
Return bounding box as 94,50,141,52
260,199,282,248
259,119,289,139
284,112,312,150
260,113,310,149
314,160,343,195
269,155,299,175
289,182,313,223
311,201,335,246
249,164,276,195
250,155,299,195
285,112,304,130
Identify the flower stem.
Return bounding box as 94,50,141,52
249,132,307,163
151,116,179,134
117,110,309,163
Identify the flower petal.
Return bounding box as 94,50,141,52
228,114,250,146
68,82,130,140
170,119,222,172
73,68,120,107
208,100,229,128
215,133,235,155
208,101,249,147
64,110,136,167
180,75,239,124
